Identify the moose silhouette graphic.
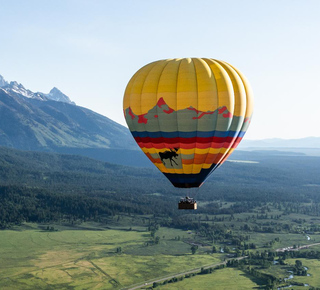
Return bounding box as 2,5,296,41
159,148,179,167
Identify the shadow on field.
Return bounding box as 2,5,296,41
239,273,266,289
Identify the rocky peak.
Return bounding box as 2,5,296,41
48,87,75,105
0,75,8,87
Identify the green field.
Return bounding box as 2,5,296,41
2,206,320,289
249,232,319,249
0,224,223,289
159,268,262,290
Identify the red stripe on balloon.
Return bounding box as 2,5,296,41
137,141,240,150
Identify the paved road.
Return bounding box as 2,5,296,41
276,242,320,252
121,256,247,290
121,241,320,290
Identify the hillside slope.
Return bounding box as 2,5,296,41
0,88,137,151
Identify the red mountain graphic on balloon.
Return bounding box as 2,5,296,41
126,97,233,124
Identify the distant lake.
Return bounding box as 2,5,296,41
227,160,259,164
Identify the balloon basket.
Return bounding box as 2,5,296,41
178,196,197,210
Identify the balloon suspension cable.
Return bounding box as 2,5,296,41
184,187,200,200
192,187,200,200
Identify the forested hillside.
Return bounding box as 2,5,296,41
1,146,320,229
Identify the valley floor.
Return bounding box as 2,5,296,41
1,218,320,290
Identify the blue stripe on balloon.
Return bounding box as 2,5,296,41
131,131,246,138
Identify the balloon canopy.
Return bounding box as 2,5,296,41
123,58,253,188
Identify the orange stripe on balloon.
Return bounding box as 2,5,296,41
146,152,228,165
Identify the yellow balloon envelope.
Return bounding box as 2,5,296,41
123,58,253,188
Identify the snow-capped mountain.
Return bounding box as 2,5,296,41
0,73,139,158
47,87,75,104
5,80,48,101
0,82,138,154
0,74,74,104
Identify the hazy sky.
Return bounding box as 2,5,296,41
1,0,319,140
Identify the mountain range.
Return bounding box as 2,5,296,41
0,74,146,166
0,75,74,104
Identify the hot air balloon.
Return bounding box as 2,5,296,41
123,58,253,208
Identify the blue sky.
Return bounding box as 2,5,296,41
1,0,319,139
